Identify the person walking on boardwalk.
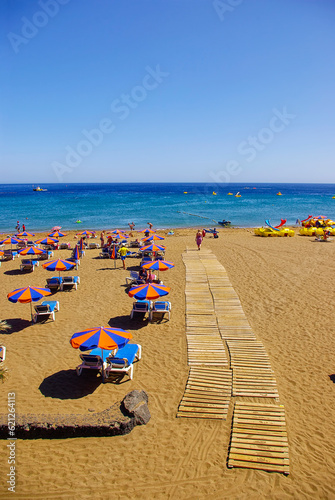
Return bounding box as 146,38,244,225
195,229,203,250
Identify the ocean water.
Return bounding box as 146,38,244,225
0,183,335,233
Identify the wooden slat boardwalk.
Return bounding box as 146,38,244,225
228,402,289,474
178,248,289,473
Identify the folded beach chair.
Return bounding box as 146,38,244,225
60,276,80,291
16,240,26,249
88,242,100,249
20,259,39,272
46,276,63,292
104,344,142,380
32,300,59,323
149,301,171,322
130,300,152,319
0,345,6,363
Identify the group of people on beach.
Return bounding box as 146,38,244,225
195,227,219,250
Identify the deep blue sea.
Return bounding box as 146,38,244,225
0,183,335,233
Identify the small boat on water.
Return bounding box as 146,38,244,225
218,220,231,226
235,192,241,197
33,186,47,192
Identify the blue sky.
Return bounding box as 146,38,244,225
1,0,334,183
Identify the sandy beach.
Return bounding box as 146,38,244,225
1,227,335,499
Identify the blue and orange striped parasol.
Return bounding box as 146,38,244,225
7,285,52,321
140,243,166,252
0,237,21,248
19,246,46,256
42,258,75,276
142,234,165,242
128,283,170,300
35,237,59,246
48,231,67,238
16,231,35,238
70,326,133,381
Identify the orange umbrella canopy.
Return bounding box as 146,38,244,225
128,283,170,300
139,229,155,234
142,234,165,242
140,244,166,252
18,246,45,256
70,326,132,351
42,259,75,272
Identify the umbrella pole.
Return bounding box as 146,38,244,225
101,347,105,383
30,302,33,323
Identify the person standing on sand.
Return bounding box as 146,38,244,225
128,222,135,236
195,230,203,250
22,223,26,232
118,244,128,269
100,231,105,247
147,222,153,230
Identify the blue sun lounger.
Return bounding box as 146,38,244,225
32,300,59,323
76,348,106,377
104,344,142,380
46,277,63,292
149,301,171,322
130,300,152,319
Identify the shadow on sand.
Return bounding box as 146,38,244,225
1,318,32,334
39,369,101,399
108,315,149,330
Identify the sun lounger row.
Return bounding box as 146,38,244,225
76,343,141,380
130,300,171,321
46,276,80,292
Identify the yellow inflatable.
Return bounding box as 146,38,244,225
299,226,335,236
255,227,295,237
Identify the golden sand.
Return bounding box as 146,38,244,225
1,227,335,499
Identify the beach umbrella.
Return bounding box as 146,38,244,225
0,250,4,258
42,258,75,276
139,229,155,234
142,259,174,279
142,234,165,242
140,244,166,253
48,231,67,238
52,226,62,231
35,237,59,246
77,230,95,237
72,245,80,260
128,283,170,300
114,233,129,239
7,285,51,321
70,326,133,382
18,246,46,256
16,231,35,238
78,237,85,256
0,237,21,249
109,229,125,235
